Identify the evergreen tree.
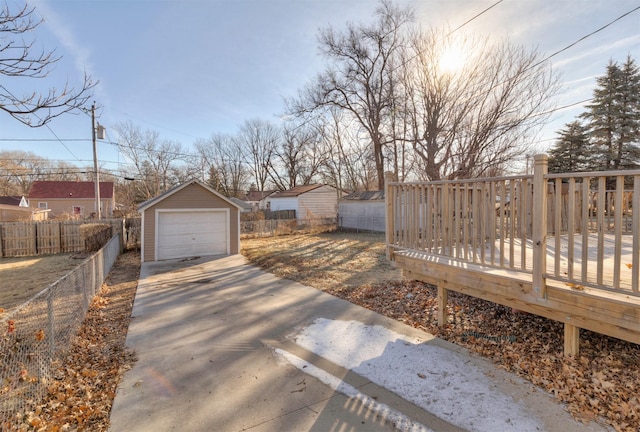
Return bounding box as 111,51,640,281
582,56,640,171
548,121,592,173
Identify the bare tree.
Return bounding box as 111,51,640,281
403,29,560,180
0,150,84,194
296,0,413,190
268,122,324,190
0,3,95,127
237,118,279,191
314,108,376,191
195,133,249,197
114,122,186,200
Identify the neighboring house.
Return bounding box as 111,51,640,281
0,196,49,221
338,190,385,233
228,197,253,213
243,189,276,211
268,184,347,220
138,179,242,263
28,181,115,218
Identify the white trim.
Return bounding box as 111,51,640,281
140,213,145,263
236,211,241,252
154,208,230,261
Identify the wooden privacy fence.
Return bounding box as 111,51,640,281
0,219,128,258
386,154,640,355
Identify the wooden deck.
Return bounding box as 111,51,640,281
386,156,640,355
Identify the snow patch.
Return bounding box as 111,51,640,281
287,318,543,432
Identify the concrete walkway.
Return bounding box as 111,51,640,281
109,255,609,432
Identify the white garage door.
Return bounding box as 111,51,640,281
157,210,228,260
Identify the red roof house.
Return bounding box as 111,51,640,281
29,181,115,218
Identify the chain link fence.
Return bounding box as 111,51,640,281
338,215,386,233
0,234,121,428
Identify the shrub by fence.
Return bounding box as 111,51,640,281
0,234,121,428
240,217,337,237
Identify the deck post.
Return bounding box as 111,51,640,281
564,324,580,356
532,154,548,299
385,172,395,261
437,282,448,326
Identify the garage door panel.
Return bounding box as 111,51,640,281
157,211,228,260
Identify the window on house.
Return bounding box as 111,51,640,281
38,202,48,209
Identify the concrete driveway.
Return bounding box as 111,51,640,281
109,255,609,432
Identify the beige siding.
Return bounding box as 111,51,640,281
298,186,345,219
33,198,114,218
142,183,239,262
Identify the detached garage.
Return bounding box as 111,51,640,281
138,180,242,262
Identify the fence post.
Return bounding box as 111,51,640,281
47,286,56,358
532,154,548,299
385,172,395,260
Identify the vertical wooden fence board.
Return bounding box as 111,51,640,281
633,175,640,293
613,176,623,289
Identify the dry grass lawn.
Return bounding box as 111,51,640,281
241,231,401,289
0,254,81,311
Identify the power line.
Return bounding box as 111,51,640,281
529,6,640,70
0,138,88,142
0,169,138,180
0,84,84,162
532,98,593,118
0,157,121,164
447,0,504,36
387,0,505,76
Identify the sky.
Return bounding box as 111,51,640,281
1,0,639,177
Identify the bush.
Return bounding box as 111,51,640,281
80,224,112,252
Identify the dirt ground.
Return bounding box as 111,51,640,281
0,254,81,311
9,231,638,431
8,251,139,431
242,231,639,432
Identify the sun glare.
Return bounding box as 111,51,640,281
438,47,466,74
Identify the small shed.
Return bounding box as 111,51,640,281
268,184,346,220
338,190,385,232
138,180,242,263
243,189,276,211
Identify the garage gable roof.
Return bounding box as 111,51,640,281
270,184,327,198
342,190,384,201
137,179,244,213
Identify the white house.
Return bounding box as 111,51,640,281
268,184,346,220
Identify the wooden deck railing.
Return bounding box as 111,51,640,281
386,155,640,354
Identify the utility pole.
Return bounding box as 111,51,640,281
92,103,101,219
